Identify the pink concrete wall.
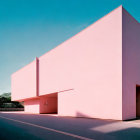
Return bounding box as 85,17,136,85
12,6,138,120
24,93,57,114
58,90,77,116
11,60,37,101
122,8,140,120
39,6,123,120
24,98,40,113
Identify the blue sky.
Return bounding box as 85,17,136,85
0,0,140,94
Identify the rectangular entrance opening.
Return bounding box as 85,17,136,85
136,86,140,117
40,93,58,114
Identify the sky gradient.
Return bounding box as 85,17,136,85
0,0,140,94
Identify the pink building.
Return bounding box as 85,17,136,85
11,6,140,120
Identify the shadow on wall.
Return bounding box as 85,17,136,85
75,111,118,126
76,111,114,120
76,111,93,118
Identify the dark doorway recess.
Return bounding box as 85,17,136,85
40,93,58,114
136,86,140,117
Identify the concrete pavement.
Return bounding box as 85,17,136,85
0,112,140,140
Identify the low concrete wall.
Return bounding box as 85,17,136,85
24,98,40,113
0,108,24,111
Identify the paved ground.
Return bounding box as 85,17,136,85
0,112,140,140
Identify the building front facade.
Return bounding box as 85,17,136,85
11,6,140,120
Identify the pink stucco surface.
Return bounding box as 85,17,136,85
122,8,140,120
38,6,123,120
24,98,40,113
24,93,57,114
11,60,37,101
11,6,140,120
